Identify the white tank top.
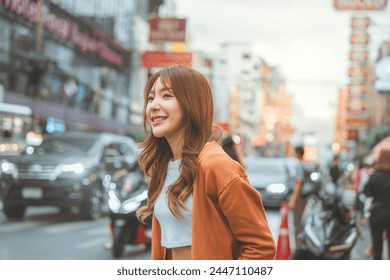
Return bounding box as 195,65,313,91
154,159,193,248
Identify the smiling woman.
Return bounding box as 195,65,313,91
136,65,276,260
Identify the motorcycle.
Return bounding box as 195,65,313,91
105,166,151,258
291,181,359,260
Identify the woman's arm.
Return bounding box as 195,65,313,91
218,176,276,260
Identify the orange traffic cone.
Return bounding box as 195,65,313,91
275,201,291,260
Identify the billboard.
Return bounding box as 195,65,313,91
351,17,370,28
349,50,369,62
334,0,387,10
348,65,369,78
149,17,187,43
350,32,369,44
142,51,192,68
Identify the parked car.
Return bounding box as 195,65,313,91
0,131,140,220
245,156,294,208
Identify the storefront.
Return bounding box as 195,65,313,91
0,0,134,133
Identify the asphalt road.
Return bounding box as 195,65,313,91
0,205,386,260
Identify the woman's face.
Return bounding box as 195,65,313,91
146,77,185,143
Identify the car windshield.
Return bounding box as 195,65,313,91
246,158,286,174
34,136,96,154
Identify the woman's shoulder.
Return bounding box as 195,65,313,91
198,141,245,176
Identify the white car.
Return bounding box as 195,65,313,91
245,156,293,208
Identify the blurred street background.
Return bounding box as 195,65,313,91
1,0,390,260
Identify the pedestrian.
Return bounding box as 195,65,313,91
288,146,307,248
222,134,244,166
329,154,342,185
362,149,390,260
136,65,276,260
353,157,374,216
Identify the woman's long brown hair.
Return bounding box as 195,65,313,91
136,65,217,222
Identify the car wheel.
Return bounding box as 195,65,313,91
80,187,102,220
3,203,26,219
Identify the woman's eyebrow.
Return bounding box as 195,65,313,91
151,87,173,93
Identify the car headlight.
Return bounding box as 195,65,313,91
61,163,85,174
266,183,287,194
57,162,92,179
1,160,18,179
310,172,321,182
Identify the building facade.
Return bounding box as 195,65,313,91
0,0,163,136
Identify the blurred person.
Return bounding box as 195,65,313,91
63,76,77,107
222,134,244,166
75,80,86,109
288,146,307,247
353,157,374,216
329,154,343,185
362,149,390,260
136,65,276,260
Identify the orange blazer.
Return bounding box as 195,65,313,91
151,141,276,260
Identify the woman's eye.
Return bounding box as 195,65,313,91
163,93,172,98
147,96,154,101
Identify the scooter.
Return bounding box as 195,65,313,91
291,181,359,260
105,166,151,258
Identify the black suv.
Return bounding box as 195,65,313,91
0,131,139,220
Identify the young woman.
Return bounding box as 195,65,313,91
136,65,276,260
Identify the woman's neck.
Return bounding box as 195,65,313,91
166,137,183,161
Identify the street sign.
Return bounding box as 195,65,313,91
349,50,369,62
142,51,192,68
348,65,369,78
346,117,369,128
351,17,371,28
347,83,368,95
334,0,387,10
350,32,369,44
347,96,368,112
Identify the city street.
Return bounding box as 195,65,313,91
1,0,390,271
0,205,380,260
0,207,150,260
0,206,282,260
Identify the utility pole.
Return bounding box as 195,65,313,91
33,0,45,133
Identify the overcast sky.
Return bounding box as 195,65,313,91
174,0,390,122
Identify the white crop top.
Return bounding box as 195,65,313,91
154,159,193,248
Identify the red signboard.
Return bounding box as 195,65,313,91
348,83,368,95
142,51,192,68
350,32,369,44
149,17,187,43
334,0,387,10
351,16,370,28
348,66,369,78
349,50,369,62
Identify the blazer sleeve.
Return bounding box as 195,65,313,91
218,175,276,260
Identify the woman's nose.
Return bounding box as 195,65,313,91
149,97,161,110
